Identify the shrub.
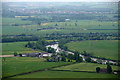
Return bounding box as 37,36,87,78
85,57,91,62
61,56,66,62
96,67,100,73
68,60,70,62
107,64,112,73
14,52,18,56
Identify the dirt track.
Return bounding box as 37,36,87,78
0,55,14,57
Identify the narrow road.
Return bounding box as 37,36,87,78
0,55,14,57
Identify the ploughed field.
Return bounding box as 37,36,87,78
65,40,118,60
2,57,71,77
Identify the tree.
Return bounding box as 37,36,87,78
68,59,70,62
76,56,83,62
25,41,32,48
51,54,56,62
107,64,112,73
83,51,89,56
67,54,74,62
60,51,67,57
55,24,58,26
57,57,60,62
19,54,22,57
47,47,55,53
38,22,41,26
25,38,47,52
75,53,83,62
75,23,77,26
73,51,79,60
14,52,18,56
61,56,66,62
46,58,50,62
63,46,68,51
96,67,100,73
85,57,91,62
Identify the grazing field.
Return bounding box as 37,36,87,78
65,40,118,60
53,63,119,72
2,57,70,77
2,18,118,35
48,20,118,29
2,18,32,25
2,42,41,55
14,71,118,78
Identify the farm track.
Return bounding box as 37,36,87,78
2,62,77,79
0,55,14,57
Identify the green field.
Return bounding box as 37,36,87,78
53,63,119,72
2,2,119,79
2,18,32,25
48,20,118,29
2,18,118,35
14,71,118,78
2,41,42,55
65,40,118,60
2,57,70,77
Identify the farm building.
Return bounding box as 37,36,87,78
19,52,52,57
65,19,70,21
101,60,108,64
113,70,120,74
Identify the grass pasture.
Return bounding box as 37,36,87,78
2,18,118,35
47,20,118,29
2,57,70,77
2,18,32,25
14,71,118,78
53,63,119,72
2,41,41,55
65,40,118,60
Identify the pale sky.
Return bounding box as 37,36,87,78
2,0,120,2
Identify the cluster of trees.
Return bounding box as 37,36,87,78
14,52,23,57
25,38,57,53
85,57,92,62
74,52,83,62
25,39,47,51
46,51,83,63
59,39,70,50
61,51,83,62
47,47,56,53
45,32,119,43
82,51,93,57
96,64,112,73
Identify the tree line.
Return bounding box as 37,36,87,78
2,32,119,43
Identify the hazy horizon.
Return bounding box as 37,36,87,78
2,0,120,2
